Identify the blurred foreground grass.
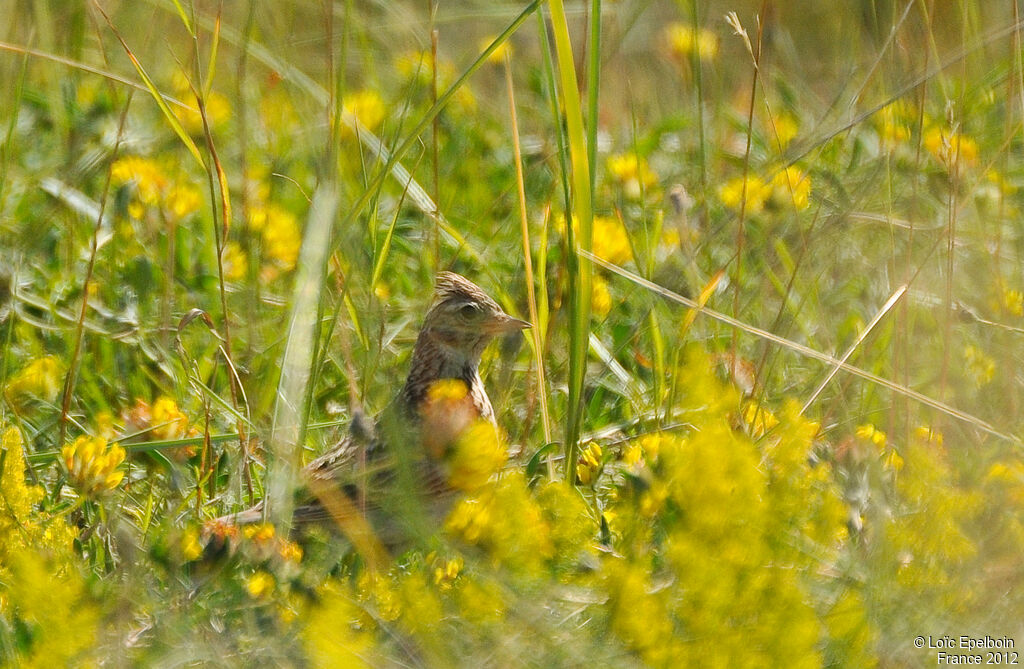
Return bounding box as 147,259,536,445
3,1,1024,666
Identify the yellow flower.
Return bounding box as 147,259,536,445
246,570,275,598
561,214,632,266
111,156,167,206
913,425,944,447
1001,288,1023,318
448,420,507,493
432,556,463,589
5,355,62,406
664,22,719,62
178,92,232,134
855,423,887,449
986,169,1017,195
719,175,772,214
480,35,513,65
343,90,386,135
181,527,203,561
111,155,202,221
172,71,231,133
445,498,491,544
452,85,478,115
61,435,126,498
639,481,668,517
771,112,799,150
94,411,117,440
243,522,276,543
576,442,602,485
279,540,303,564
874,102,916,150
304,581,377,667
222,241,248,281
638,433,665,462
771,166,811,211
165,183,201,220
150,396,189,441
591,275,612,317
606,152,658,199
356,571,402,622
923,126,979,168
593,215,633,264
622,442,643,466
251,203,301,271
395,49,436,80
884,448,904,472
744,402,779,438
963,345,995,387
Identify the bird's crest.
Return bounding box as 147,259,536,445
434,272,494,306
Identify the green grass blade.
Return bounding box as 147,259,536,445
266,183,339,530
548,0,594,481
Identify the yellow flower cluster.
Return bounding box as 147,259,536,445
222,241,248,281
1,427,97,667
923,126,979,168
719,167,811,214
479,35,513,65
913,425,944,447
561,214,632,266
122,397,197,460
172,70,231,133
593,215,633,265
4,355,62,408
718,174,772,214
743,401,780,438
111,156,202,221
394,50,477,114
150,396,190,440
606,152,659,199
250,202,302,272
431,554,463,590
855,423,887,448
875,102,914,148
771,166,811,210
62,435,126,498
304,581,377,667
447,420,507,493
111,156,167,206
963,344,996,387
1001,287,1024,318
663,22,719,62
771,112,800,150
246,570,275,599
623,432,665,468
590,275,612,317
342,89,386,135
881,438,979,603
575,441,602,485
446,473,555,574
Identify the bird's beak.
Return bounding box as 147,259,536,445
487,313,532,334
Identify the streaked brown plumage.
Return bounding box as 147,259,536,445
211,272,529,535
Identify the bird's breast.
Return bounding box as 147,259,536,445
417,377,494,459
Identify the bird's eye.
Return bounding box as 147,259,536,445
459,303,482,319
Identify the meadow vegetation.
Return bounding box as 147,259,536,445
2,0,1024,665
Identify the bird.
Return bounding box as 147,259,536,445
206,271,530,547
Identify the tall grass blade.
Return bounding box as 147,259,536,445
266,184,339,529
94,2,206,167
548,0,594,480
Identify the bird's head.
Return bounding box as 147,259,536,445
419,272,530,364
